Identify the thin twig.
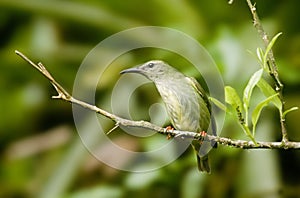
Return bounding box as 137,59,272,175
15,50,300,149
245,0,283,90
245,0,288,143
106,122,120,135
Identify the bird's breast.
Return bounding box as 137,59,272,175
156,81,203,132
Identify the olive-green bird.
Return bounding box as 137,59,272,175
120,60,216,173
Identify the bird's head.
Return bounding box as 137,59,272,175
120,60,182,82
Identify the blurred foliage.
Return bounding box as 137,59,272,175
1,0,300,198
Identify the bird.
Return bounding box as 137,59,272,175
120,60,216,173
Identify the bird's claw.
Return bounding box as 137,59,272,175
199,131,207,137
199,131,207,143
165,126,174,140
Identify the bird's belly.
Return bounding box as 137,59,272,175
164,93,201,131
173,116,199,131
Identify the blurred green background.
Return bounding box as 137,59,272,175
1,0,300,197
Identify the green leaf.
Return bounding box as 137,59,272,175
257,79,282,110
209,97,227,112
256,47,264,65
263,32,282,69
225,86,242,110
252,93,279,135
243,69,263,110
247,48,263,66
282,106,299,118
225,86,245,126
225,87,256,144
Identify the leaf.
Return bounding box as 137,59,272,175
209,97,227,112
256,47,264,65
282,106,299,118
225,86,242,110
257,78,282,110
252,93,279,136
247,48,263,65
225,86,245,125
263,32,282,69
225,87,256,144
243,69,263,110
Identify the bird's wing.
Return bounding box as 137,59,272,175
185,77,211,112
186,77,217,139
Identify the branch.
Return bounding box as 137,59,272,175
15,50,300,150
246,0,288,143
246,0,283,90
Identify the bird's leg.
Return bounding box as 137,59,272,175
165,126,174,140
199,131,207,144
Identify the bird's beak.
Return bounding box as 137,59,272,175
120,67,142,74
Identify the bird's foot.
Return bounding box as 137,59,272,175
200,131,207,137
165,126,174,140
199,131,207,143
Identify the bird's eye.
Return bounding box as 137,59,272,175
148,63,154,68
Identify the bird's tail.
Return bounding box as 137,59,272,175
196,155,210,173
192,140,211,173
